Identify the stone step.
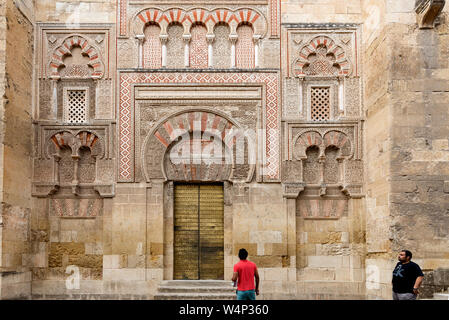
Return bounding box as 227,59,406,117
155,280,237,300
158,286,236,293
160,280,234,288
433,293,449,300
154,293,236,300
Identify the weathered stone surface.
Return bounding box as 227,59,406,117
0,0,448,301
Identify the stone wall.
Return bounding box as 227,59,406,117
0,0,448,300
362,0,449,299
35,0,116,23
361,0,394,299
388,1,449,298
0,0,34,299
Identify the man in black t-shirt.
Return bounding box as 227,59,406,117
392,250,424,300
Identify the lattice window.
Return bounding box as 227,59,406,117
64,88,89,124
311,87,330,121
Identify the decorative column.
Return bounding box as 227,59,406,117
229,35,238,68
338,76,345,116
337,157,345,184
72,154,80,194
183,35,191,68
253,35,261,68
136,34,145,68
160,35,168,68
53,154,61,185
318,147,326,196
50,78,59,120
298,77,304,116
206,35,215,68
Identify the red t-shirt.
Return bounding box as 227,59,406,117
233,260,257,291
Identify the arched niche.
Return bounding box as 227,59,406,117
236,23,255,69
49,35,104,80
132,7,267,39
142,110,256,183
143,22,162,68
293,35,351,77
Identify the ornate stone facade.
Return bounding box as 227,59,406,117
0,0,448,301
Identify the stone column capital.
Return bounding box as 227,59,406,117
182,34,191,43
206,34,215,44
136,34,145,43
160,35,169,43
229,34,238,44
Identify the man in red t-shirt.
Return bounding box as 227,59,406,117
232,248,260,300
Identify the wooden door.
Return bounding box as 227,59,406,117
174,184,224,280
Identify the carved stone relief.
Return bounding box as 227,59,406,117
36,24,115,123
32,123,115,198
142,110,255,184
130,7,268,39
283,122,363,214
292,35,352,77
213,24,231,69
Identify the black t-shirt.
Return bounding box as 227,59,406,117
392,261,424,293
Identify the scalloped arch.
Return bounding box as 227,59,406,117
292,129,353,160
47,130,103,159
142,109,255,183
49,35,104,79
132,7,267,37
293,35,351,77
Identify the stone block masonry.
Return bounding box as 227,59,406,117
0,0,447,300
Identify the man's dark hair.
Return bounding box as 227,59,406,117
402,250,412,260
238,248,248,260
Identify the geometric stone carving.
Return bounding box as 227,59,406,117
190,24,208,69
285,124,363,199
131,7,267,39
118,71,280,183
166,24,185,69
49,131,101,195
415,0,445,29
310,87,331,121
142,109,255,184
32,123,115,198
49,35,104,80
297,194,348,219
50,198,103,218
293,130,351,161
293,35,351,77
63,87,89,124
213,24,231,69
283,77,301,118
143,24,162,68
236,24,255,68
